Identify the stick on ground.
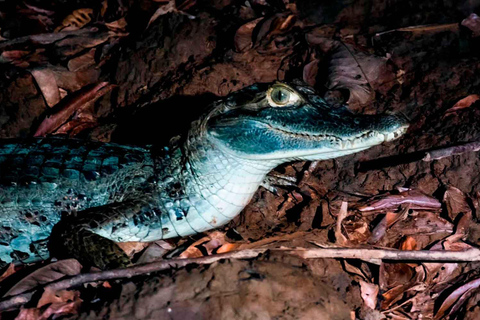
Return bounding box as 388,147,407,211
1,247,480,311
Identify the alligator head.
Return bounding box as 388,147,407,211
205,81,408,162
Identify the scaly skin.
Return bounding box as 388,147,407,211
0,81,409,269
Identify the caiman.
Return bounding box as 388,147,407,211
0,81,408,269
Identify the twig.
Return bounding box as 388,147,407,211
423,141,480,161
1,247,480,311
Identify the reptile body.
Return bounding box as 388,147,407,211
0,82,408,268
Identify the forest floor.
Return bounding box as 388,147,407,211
2,0,480,319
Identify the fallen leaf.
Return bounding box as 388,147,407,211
234,18,263,53
435,277,480,320
29,68,61,107
444,94,480,114
55,8,94,32
180,231,227,258
443,186,471,221
462,13,480,37
147,1,177,29
358,189,441,213
67,49,96,72
335,201,349,245
34,82,114,137
37,288,78,308
360,280,379,310
303,59,319,86
105,17,128,31
4,259,82,297
0,263,17,283
117,242,149,258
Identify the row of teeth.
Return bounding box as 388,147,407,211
272,125,407,147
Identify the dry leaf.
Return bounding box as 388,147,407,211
147,1,177,29
0,263,17,283
435,277,480,320
335,201,349,245
462,13,480,37
180,231,227,258
358,189,441,213
34,82,114,137
105,17,128,31
4,259,82,297
37,288,78,308
443,186,471,221
360,280,379,310
29,68,61,107
234,18,263,53
303,59,319,86
55,8,94,32
117,242,149,258
444,94,480,114
67,48,96,72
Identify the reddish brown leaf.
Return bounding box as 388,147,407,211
34,82,114,137
4,259,82,297
29,68,61,107
234,18,263,53
435,277,480,320
445,94,480,114
303,59,319,86
0,264,17,283
37,288,78,308
67,48,96,72
443,186,471,221
117,242,149,258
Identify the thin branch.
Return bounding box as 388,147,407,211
1,247,480,311
423,141,480,161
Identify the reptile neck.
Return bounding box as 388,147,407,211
154,132,278,239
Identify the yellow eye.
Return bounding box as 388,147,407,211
270,87,290,105
267,84,300,107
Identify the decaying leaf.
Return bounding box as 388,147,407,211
4,259,82,297
67,48,96,72
55,8,94,32
34,82,114,137
434,277,480,320
29,68,61,107
180,231,227,258
335,201,349,245
443,186,471,221
462,13,480,37
117,242,150,258
0,263,17,283
359,280,379,310
325,43,394,107
303,59,319,86
444,94,480,114
37,288,78,308
358,189,441,213
234,18,263,53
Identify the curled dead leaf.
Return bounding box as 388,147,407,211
445,94,480,114
358,189,441,213
234,18,263,53
435,277,480,320
55,8,94,33
4,259,82,297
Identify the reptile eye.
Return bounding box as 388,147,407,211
267,84,301,107
271,87,290,105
